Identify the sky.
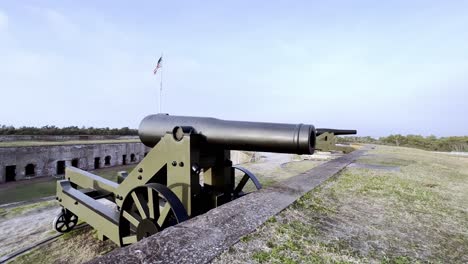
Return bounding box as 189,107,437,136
0,0,467,137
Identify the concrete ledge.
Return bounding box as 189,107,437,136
90,149,366,264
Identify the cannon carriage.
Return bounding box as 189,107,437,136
53,114,316,246
315,128,357,153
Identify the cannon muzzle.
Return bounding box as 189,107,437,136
139,114,316,154
316,128,357,136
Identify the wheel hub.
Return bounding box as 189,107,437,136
136,218,159,240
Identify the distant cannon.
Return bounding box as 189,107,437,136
316,128,357,136
315,128,357,153
53,114,316,247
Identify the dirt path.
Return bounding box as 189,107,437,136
241,152,344,182
246,152,294,171
0,202,58,257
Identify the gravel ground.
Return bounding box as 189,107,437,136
0,201,58,257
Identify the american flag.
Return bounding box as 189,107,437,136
153,56,163,75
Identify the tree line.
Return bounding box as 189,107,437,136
0,125,138,136
339,134,468,152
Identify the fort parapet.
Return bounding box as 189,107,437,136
0,136,150,183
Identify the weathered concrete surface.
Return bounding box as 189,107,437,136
90,149,367,264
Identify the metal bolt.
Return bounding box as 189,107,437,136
138,175,142,180
138,168,143,173
191,163,200,173
172,126,184,141
172,161,177,166
74,201,78,205
179,161,184,167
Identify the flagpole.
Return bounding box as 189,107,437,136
159,65,162,113
153,53,163,113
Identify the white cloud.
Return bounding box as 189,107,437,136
25,6,79,38
0,10,8,31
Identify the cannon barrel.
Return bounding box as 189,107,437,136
139,114,316,154
316,128,357,136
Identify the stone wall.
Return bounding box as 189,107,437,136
0,141,258,184
0,142,150,183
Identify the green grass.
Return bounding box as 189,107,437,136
1,200,57,219
215,145,468,263
0,207,6,218
235,160,319,194
0,180,56,204
0,165,136,205
11,226,116,264
91,164,136,182
0,139,140,148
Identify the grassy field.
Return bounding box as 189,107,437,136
215,145,468,263
0,139,140,148
11,226,117,264
0,165,136,205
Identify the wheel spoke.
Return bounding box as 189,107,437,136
122,210,141,227
234,174,250,195
131,192,148,219
233,166,262,192
54,211,78,233
119,184,188,245
157,203,171,227
122,235,137,245
147,188,160,219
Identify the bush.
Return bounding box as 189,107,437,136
338,134,468,152
0,125,138,136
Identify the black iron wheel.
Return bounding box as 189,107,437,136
232,165,262,198
118,183,188,246
53,208,78,233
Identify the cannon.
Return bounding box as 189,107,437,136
53,114,316,246
315,128,357,153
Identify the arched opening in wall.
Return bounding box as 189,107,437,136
105,156,111,166
94,157,101,169
25,164,36,176
130,153,136,162
5,165,16,182
71,159,79,168
56,161,66,175
122,155,127,165
144,152,148,157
